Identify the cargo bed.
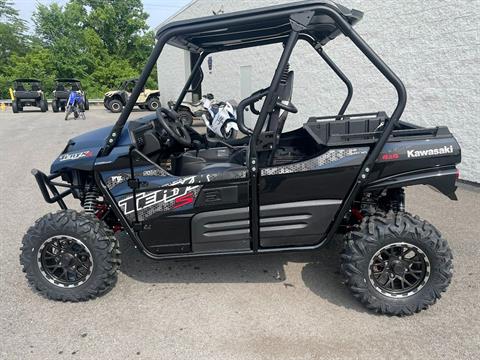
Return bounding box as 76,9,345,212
304,112,454,147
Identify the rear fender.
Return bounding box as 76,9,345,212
364,166,458,200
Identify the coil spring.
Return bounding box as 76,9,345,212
83,188,99,214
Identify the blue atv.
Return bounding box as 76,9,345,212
21,1,460,316
64,85,86,120
52,78,90,113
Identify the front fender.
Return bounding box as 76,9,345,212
224,120,239,133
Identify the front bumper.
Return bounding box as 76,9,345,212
31,169,72,209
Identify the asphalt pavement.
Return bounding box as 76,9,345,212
0,108,478,359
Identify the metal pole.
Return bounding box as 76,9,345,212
315,45,353,117
174,52,208,110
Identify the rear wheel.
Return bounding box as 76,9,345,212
20,210,121,301
52,100,59,113
146,96,160,111
109,99,123,113
40,99,48,112
341,212,453,316
12,100,19,113
178,110,194,127
84,98,90,111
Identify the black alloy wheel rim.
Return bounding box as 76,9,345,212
37,236,93,288
368,242,430,298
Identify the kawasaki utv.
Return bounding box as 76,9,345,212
11,78,48,113
52,78,90,113
22,1,461,316
103,78,160,113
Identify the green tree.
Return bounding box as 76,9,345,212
79,0,152,68
0,0,28,61
0,0,29,97
23,0,155,98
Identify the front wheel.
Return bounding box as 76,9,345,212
64,106,72,120
20,210,121,301
341,212,453,316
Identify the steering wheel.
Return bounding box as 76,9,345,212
156,107,192,147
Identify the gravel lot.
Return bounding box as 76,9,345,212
0,108,479,360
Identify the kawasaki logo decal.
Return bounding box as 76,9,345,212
58,150,93,162
406,145,454,158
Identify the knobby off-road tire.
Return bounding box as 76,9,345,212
341,212,453,316
40,99,48,112
109,99,123,113
20,210,121,302
146,96,160,111
12,100,19,113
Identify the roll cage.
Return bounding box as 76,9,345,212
13,78,43,91
118,79,139,92
100,0,407,248
55,78,83,90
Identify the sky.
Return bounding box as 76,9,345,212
12,0,192,30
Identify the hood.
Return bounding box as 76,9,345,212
50,117,150,174
105,90,120,97
50,126,113,173
50,124,132,173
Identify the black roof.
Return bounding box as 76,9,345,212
13,78,41,83
158,0,363,53
55,78,81,83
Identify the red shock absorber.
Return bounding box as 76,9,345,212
95,203,108,219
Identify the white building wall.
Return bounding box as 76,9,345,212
157,0,479,182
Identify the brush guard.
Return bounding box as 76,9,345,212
31,169,73,210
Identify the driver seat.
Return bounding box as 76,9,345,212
174,148,247,176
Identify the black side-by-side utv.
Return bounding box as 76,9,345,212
22,1,460,316
52,78,90,113
11,78,48,113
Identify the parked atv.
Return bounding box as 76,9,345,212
169,93,213,127
23,1,460,316
103,78,160,113
52,78,89,113
64,87,86,120
10,78,48,113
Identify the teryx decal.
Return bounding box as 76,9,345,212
58,150,93,162
118,176,201,221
